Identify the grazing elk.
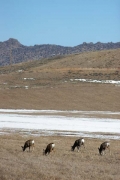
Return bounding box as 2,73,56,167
71,138,85,152
43,143,55,155
98,141,110,155
21,139,35,152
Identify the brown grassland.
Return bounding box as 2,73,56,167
0,49,120,179
0,134,120,180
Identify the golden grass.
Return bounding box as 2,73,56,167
0,82,120,111
0,134,120,180
0,49,120,111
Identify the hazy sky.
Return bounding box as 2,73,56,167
0,0,120,46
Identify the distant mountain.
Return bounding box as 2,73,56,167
0,38,120,66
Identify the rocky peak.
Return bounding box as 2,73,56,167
0,38,120,66
2,38,22,48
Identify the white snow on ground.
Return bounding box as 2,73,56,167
0,109,120,115
23,78,35,80
0,109,120,139
70,79,120,84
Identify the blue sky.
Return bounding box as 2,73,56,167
0,0,120,46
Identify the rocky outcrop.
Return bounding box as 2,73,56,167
0,38,120,66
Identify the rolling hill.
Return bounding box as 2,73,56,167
0,48,120,111
0,38,120,66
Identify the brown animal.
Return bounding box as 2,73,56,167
21,139,35,152
71,138,85,152
43,143,55,155
98,141,110,155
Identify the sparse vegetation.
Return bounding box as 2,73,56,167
0,48,120,111
0,38,120,66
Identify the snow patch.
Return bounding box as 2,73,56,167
70,79,120,84
0,109,120,115
23,78,35,80
0,110,120,139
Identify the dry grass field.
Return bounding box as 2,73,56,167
0,48,120,111
0,49,120,179
0,134,120,180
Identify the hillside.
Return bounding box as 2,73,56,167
0,48,120,111
0,38,120,66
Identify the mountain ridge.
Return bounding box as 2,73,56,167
0,38,120,66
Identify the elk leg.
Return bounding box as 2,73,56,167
77,146,80,152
